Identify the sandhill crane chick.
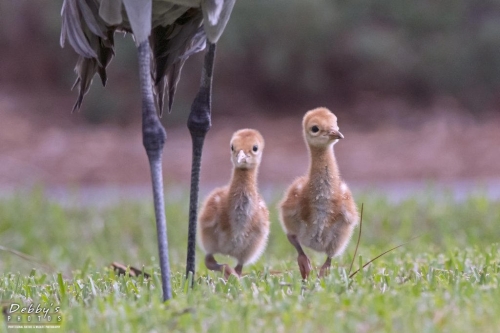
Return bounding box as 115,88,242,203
279,107,359,279
198,129,270,278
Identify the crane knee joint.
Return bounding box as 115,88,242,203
143,121,166,157
187,109,211,138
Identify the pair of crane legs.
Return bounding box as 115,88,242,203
204,234,332,280
138,41,216,301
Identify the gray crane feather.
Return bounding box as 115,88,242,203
61,0,235,113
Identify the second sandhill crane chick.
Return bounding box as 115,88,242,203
279,107,359,279
198,129,270,278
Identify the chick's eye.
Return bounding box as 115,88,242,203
252,145,258,152
231,144,234,151
311,125,319,133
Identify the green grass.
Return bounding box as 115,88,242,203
0,187,499,332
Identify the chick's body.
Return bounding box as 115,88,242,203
279,107,359,278
198,129,269,277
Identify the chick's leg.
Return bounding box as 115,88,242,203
205,254,236,279
234,263,243,277
287,234,311,279
319,257,332,278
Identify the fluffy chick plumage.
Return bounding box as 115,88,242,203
279,107,358,279
198,129,270,277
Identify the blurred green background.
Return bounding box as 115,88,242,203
1,0,500,126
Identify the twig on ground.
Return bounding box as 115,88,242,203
111,262,151,279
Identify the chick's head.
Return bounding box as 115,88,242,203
230,129,265,169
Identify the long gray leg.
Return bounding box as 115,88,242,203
186,43,217,279
138,41,171,301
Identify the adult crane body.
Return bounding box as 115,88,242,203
60,0,236,301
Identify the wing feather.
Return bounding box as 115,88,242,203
61,0,97,58
98,0,123,25
202,0,235,43
62,0,236,114
78,0,106,38
122,0,152,44
151,9,205,114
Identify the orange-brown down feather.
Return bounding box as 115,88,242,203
198,129,270,277
279,107,359,278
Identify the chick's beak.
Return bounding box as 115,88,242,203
237,150,247,164
328,130,344,140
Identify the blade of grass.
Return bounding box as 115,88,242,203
349,235,421,279
0,245,54,271
348,203,363,276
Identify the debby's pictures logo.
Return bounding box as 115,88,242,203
4,302,63,329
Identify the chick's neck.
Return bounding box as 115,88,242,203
307,144,341,191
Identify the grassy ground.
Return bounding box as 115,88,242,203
0,187,499,332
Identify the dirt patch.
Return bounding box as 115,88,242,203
0,91,499,189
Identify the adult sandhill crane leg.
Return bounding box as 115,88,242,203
138,40,172,301
186,43,217,280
